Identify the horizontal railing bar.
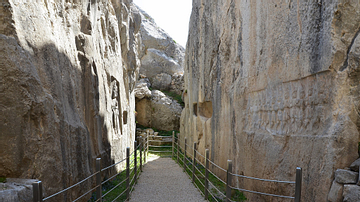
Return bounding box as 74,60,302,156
195,149,205,159
193,172,205,188
207,169,226,185
148,150,172,153
148,135,173,138
102,177,128,198
110,187,127,202
194,157,206,169
207,187,220,202
208,159,227,173
207,179,226,198
231,173,295,184
101,169,126,185
230,186,295,199
72,184,99,202
43,171,99,201
193,164,206,178
101,158,126,172
148,140,173,143
148,145,173,148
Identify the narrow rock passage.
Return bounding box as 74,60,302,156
129,157,207,202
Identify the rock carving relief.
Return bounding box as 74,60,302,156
244,71,333,136
111,77,122,136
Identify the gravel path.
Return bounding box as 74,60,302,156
129,156,207,202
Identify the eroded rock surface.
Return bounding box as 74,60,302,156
137,7,185,94
136,90,182,131
0,0,141,200
181,1,360,201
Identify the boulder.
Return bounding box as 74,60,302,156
136,6,185,95
327,180,343,202
134,79,152,99
343,185,360,202
350,159,360,172
335,169,358,184
152,73,172,91
136,90,182,131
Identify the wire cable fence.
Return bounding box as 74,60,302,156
32,139,147,202
172,136,302,202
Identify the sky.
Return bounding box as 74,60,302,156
133,0,192,48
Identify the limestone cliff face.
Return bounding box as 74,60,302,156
0,0,141,200
181,1,360,201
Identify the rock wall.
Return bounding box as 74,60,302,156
133,6,185,131
0,0,141,200
181,0,360,201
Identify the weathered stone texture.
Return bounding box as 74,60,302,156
343,185,360,202
335,169,358,184
137,7,185,95
136,90,182,131
181,1,360,201
0,0,141,201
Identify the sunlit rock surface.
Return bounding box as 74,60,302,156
181,1,360,201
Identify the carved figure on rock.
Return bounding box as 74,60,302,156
277,109,283,134
112,80,121,136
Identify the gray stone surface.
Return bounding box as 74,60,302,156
134,79,152,99
136,90,182,131
335,169,358,184
350,158,360,172
181,1,360,202
136,6,185,95
327,180,343,202
0,179,38,202
0,1,140,200
152,73,172,91
343,185,360,202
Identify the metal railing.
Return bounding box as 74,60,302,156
32,139,147,202
173,136,302,202
32,131,302,202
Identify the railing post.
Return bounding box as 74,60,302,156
192,142,197,183
146,132,149,157
140,138,143,171
96,158,102,202
126,147,130,200
177,133,179,163
184,138,187,171
204,149,209,200
226,160,232,202
172,131,175,159
143,137,146,164
32,181,43,202
134,141,137,184
295,167,302,202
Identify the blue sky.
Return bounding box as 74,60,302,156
133,0,192,48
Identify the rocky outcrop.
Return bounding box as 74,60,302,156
137,7,185,94
133,7,185,132
181,1,360,202
0,0,141,200
136,90,182,131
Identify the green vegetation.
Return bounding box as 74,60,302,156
162,90,184,107
0,177,6,183
173,148,247,202
88,150,143,202
136,124,179,137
